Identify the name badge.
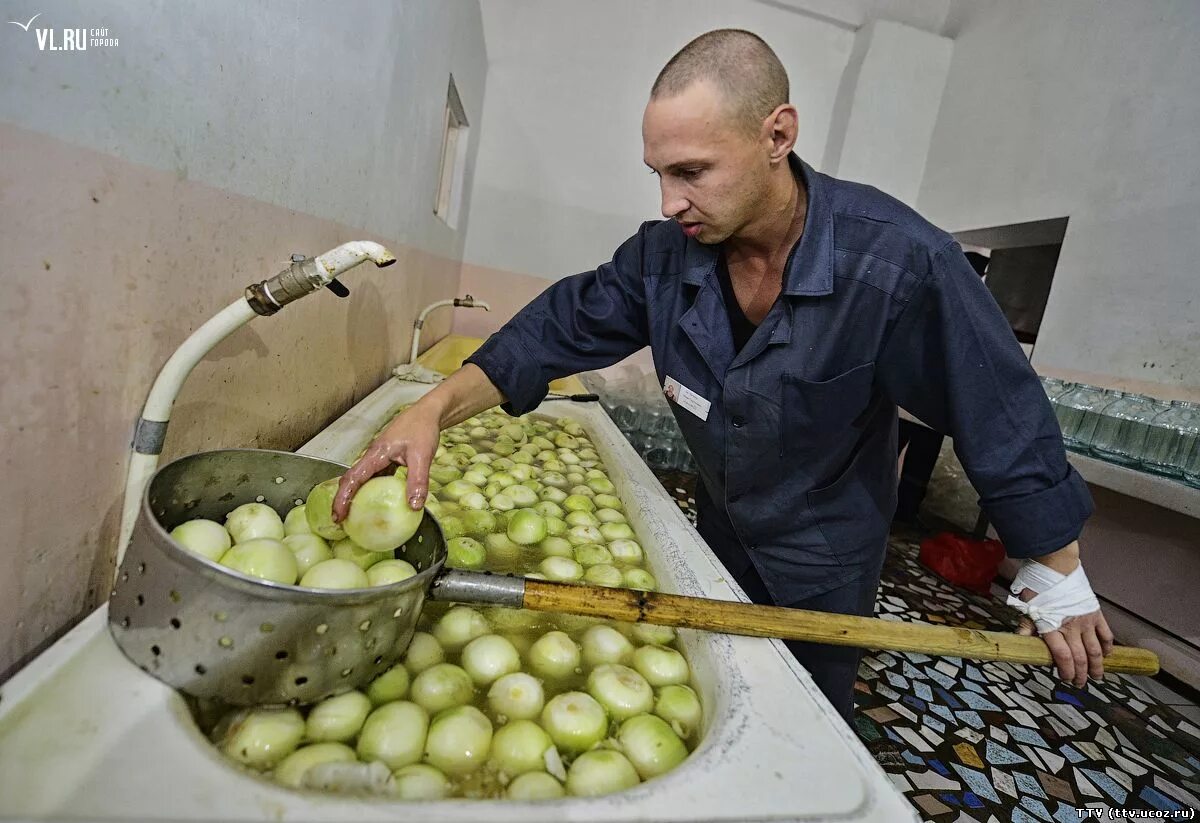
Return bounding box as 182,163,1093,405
663,376,711,422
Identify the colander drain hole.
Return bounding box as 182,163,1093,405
294,676,308,686
138,562,146,575
358,620,371,632
169,590,181,603
194,664,207,675
293,498,304,506
151,645,161,656
170,618,181,629
242,675,255,686
315,624,328,635
135,594,145,606
255,495,265,502
120,616,130,628
218,636,233,648
274,477,285,485
260,622,275,633
275,650,289,660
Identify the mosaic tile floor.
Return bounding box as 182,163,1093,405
651,469,1200,822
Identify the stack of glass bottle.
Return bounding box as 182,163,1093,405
584,369,1199,486
582,369,697,474
1043,377,1200,486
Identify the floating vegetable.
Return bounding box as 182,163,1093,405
171,519,232,562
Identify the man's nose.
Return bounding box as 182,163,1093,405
660,183,689,220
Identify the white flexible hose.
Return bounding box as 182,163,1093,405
409,297,491,363
115,299,257,568
409,299,455,363
113,241,397,580
142,300,258,425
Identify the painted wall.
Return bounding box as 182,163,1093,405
821,20,952,206
457,0,857,331
918,0,1200,400
0,1,487,677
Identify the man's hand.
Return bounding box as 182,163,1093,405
1012,542,1114,687
331,363,507,522
332,404,441,522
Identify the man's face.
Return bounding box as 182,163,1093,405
642,80,769,244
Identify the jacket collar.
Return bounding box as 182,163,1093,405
680,154,834,298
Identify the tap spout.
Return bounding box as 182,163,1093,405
246,241,397,316
453,296,490,312
315,240,396,278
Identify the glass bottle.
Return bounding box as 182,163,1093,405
1090,393,1168,466
1183,437,1200,488
1142,400,1200,478
1040,376,1071,402
1053,384,1113,453
610,391,639,434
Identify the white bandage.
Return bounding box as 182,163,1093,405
1007,560,1100,634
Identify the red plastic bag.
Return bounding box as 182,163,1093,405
918,532,1006,595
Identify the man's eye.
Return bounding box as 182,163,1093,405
679,168,702,180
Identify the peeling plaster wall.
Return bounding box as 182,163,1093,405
0,1,487,676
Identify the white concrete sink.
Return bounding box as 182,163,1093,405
0,377,916,822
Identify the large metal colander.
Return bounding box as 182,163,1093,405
108,449,446,706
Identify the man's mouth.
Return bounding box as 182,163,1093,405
679,221,702,237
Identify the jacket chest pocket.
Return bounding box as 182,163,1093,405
780,362,876,456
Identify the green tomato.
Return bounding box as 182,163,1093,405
305,478,347,540
306,690,371,743
225,503,285,544
219,538,297,585
424,705,493,776
216,706,304,770
367,559,418,586
282,533,332,576
356,701,429,770
171,518,231,562
446,536,487,570
300,558,369,589
343,475,423,552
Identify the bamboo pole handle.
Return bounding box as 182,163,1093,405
521,579,1160,676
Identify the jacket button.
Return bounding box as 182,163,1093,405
731,415,745,428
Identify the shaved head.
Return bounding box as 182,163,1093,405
643,29,799,245
651,29,789,135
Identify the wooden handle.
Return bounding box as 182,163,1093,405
522,580,1160,676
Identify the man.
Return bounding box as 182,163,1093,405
334,29,1113,722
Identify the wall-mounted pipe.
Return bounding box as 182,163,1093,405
114,242,397,574
409,295,490,364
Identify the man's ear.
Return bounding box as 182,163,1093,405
764,104,798,162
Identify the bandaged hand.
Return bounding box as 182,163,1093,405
1009,556,1115,687
1007,562,1099,634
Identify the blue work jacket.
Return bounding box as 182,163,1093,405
467,156,1093,604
